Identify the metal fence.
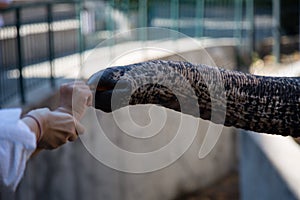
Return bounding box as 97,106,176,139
0,0,271,107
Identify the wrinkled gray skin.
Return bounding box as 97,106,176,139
88,60,300,137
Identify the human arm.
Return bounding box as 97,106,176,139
0,81,92,192
0,108,36,191
0,108,79,193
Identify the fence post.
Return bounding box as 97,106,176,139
47,3,55,88
138,0,147,41
16,7,25,104
234,0,242,44
76,1,84,68
246,0,255,56
195,0,205,38
272,0,280,63
122,0,130,14
170,0,179,37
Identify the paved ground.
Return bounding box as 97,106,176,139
174,170,239,200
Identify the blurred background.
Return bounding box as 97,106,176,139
1,0,300,199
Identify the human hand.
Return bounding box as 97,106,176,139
59,81,93,120
24,108,80,150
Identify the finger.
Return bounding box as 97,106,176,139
38,141,55,150
72,92,93,116
56,107,72,115
68,133,78,142
75,121,85,135
60,82,73,94
31,148,43,157
74,85,92,95
51,133,69,148
77,86,93,106
86,89,93,106
72,104,88,119
73,90,91,105
82,91,93,107
74,80,86,86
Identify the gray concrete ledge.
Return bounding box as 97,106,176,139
240,131,300,200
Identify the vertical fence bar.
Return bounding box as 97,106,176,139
138,0,147,41
108,0,115,59
76,1,84,68
16,7,25,104
47,3,55,87
110,0,115,33
105,0,115,44
246,0,254,55
234,0,242,44
122,0,130,38
272,0,280,63
122,0,130,15
111,0,115,37
170,0,179,35
195,0,205,38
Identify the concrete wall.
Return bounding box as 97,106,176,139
239,132,297,200
240,131,300,200
15,40,238,200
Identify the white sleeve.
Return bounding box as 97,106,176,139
0,108,36,191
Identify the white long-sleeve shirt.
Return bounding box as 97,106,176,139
0,0,13,27
0,108,36,194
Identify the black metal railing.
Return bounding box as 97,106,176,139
0,1,81,106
